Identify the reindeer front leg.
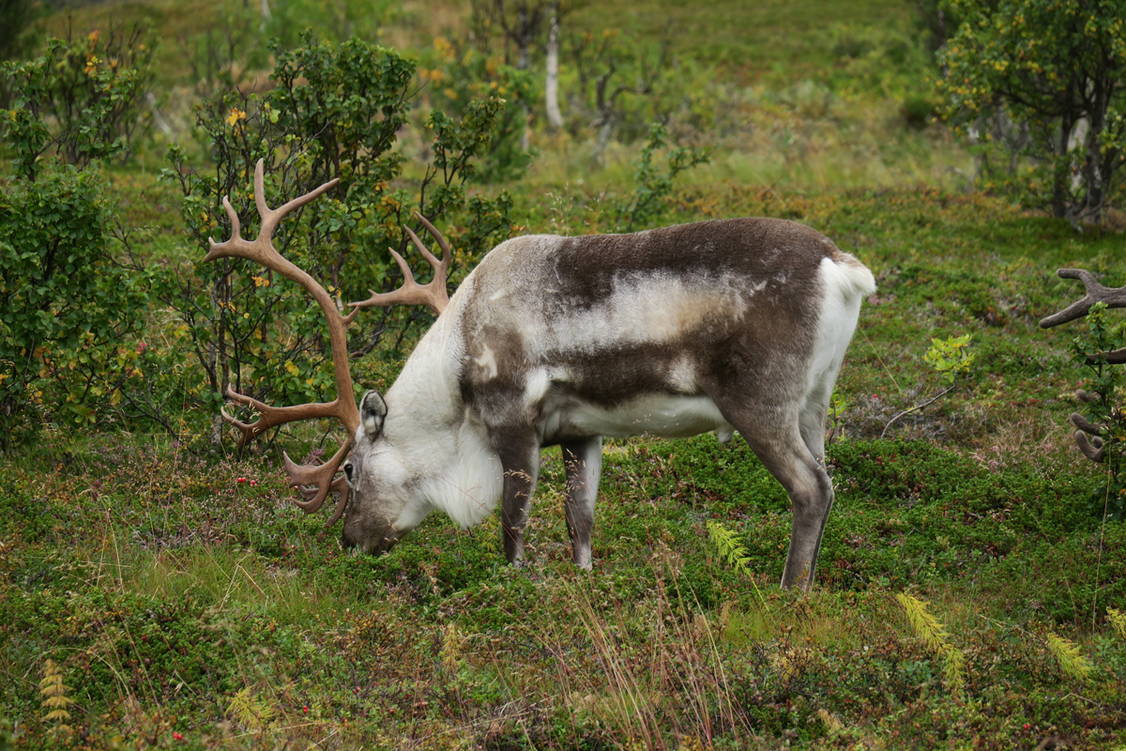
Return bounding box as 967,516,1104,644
561,437,602,569
496,433,541,565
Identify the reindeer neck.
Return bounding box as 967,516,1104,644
381,306,503,528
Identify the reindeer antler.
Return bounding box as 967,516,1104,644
1041,267,1126,466
1040,269,1126,364
205,160,458,526
206,159,357,524
346,212,452,318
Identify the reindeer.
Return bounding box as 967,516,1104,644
207,161,875,589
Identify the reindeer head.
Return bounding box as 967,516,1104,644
336,389,425,555
205,160,452,554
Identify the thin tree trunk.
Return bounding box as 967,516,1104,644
1081,85,1109,222
545,2,564,130
146,91,173,137
1052,115,1074,219
593,115,613,163
515,6,532,150
516,5,530,70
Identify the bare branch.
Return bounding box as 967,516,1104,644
1040,268,1126,328
1075,431,1106,462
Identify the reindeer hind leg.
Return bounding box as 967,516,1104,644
714,400,834,590
561,437,603,569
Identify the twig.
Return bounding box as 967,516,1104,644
880,385,956,439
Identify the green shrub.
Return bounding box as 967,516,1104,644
420,36,535,182
0,25,155,179
0,165,145,447
615,122,709,231
901,93,936,129
164,34,519,440
936,0,1126,222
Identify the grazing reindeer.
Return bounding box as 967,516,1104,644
208,161,875,589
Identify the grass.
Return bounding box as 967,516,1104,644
3,0,1126,748
3,428,1124,747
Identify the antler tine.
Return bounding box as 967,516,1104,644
410,211,453,274
347,214,452,317
203,196,244,261
254,159,340,240
283,442,353,513
404,225,444,271
253,158,272,231
1103,348,1126,364
209,196,242,247
1069,412,1105,436
1040,268,1126,328
323,476,351,525
205,159,340,265
221,386,349,447
1075,431,1106,463
291,472,352,526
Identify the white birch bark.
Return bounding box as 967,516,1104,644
545,2,564,130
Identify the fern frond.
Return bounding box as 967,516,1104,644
1045,632,1094,682
40,658,75,742
1108,607,1126,639
226,687,275,731
895,593,966,694
896,593,950,653
43,709,73,723
441,623,465,673
941,642,966,693
706,520,752,576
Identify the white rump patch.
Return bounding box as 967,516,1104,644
804,255,875,409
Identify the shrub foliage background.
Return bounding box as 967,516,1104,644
0,165,145,447
163,34,518,443
937,0,1126,221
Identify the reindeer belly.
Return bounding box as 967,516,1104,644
544,392,732,441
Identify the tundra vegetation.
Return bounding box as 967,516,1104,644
1,0,1125,749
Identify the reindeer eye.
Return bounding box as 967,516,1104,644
343,462,354,485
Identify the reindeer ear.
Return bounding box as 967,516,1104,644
359,390,387,439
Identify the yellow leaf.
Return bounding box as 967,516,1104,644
226,108,247,127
